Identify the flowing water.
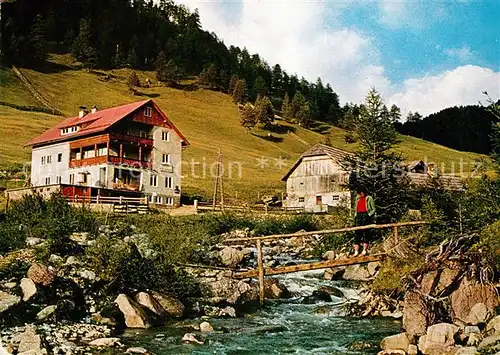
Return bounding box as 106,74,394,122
121,270,401,354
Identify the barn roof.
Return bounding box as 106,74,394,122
281,144,351,181
407,172,464,191
25,99,189,147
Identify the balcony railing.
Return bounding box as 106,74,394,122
108,156,152,169
69,156,107,168
109,133,153,146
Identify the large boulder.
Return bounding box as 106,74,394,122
20,278,37,302
135,292,167,318
342,262,379,281
486,315,500,336
380,333,410,353
418,323,458,355
263,279,291,299
150,291,185,318
219,247,245,268
0,290,21,314
323,267,345,281
478,335,500,351
115,294,152,329
450,278,498,324
466,303,491,325
200,278,258,305
403,291,434,337
27,263,55,286
420,267,461,296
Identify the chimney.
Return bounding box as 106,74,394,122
91,105,98,114
78,106,88,118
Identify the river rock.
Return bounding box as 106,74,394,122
486,315,500,335
263,279,291,299
324,267,345,281
65,256,80,266
342,263,379,281
15,325,42,354
478,335,500,350
89,337,121,347
408,344,418,355
150,291,184,318
49,254,64,265
136,292,166,318
200,321,213,332
418,323,458,355
27,263,55,286
454,347,479,355
403,291,434,337
26,237,44,247
466,303,491,325
126,347,149,354
20,278,37,302
380,333,410,352
219,306,237,318
466,332,483,346
37,305,57,321
0,290,21,313
219,247,245,268
348,340,376,351
317,285,344,298
302,290,332,304
115,294,151,329
322,250,335,260
182,333,204,345
450,278,498,324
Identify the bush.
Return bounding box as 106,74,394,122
371,256,425,296
475,221,500,272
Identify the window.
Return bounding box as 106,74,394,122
155,196,163,204
149,174,158,187
41,156,46,165
332,195,340,201
165,197,174,205
61,126,78,135
44,177,51,185
162,154,170,164
69,174,75,185
162,131,170,141
298,197,305,203
316,195,323,205
56,176,62,184
57,153,63,162
47,155,52,164
165,176,173,189
145,107,152,117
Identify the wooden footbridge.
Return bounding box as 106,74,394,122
225,221,427,304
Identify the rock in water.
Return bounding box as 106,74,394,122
89,337,121,347
418,323,458,355
380,333,410,352
200,321,213,332
15,325,42,354
0,290,21,314
37,305,57,321
126,347,149,354
263,279,291,299
150,291,184,318
136,292,167,318
219,247,245,268
20,278,37,302
403,291,434,337
450,278,498,324
27,263,55,286
115,294,152,329
182,333,204,345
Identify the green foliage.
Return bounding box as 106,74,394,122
71,19,97,66
228,74,239,94
198,63,218,89
157,58,181,83
296,102,312,127
232,79,246,104
281,92,294,120
127,71,140,88
476,220,500,274
254,95,274,127
30,14,48,64
371,256,425,295
240,103,257,131
252,76,268,100
342,89,410,222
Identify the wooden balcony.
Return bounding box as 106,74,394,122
69,156,107,168
108,156,153,169
109,133,153,147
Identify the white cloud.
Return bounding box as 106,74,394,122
389,65,500,116
176,1,499,117
443,46,474,62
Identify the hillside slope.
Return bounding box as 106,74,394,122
0,58,487,201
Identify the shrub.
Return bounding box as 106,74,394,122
371,256,425,296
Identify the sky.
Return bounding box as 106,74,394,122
177,0,500,118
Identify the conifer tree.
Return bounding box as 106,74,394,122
252,76,267,100
291,92,306,117
157,58,180,83
127,71,140,88
341,89,409,222
229,74,239,94
232,79,246,104
240,103,257,131
281,93,294,120
72,19,97,66
389,104,401,124
30,14,48,64
255,96,274,127
296,102,312,127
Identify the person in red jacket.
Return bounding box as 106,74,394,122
353,188,376,257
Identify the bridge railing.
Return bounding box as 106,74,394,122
225,220,428,304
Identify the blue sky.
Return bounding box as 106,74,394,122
179,0,500,117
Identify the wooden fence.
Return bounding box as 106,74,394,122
225,220,428,304
196,201,305,214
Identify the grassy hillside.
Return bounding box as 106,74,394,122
0,56,488,201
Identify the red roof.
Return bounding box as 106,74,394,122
25,99,189,147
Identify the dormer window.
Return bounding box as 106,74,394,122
145,107,152,117
61,126,79,135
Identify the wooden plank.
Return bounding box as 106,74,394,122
225,221,427,243
256,239,265,305
233,255,384,279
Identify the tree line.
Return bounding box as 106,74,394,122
1,0,343,126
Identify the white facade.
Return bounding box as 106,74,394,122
285,155,351,212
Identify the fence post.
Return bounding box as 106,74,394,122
194,199,199,213
256,239,265,305
119,196,123,204
394,225,399,244
96,195,100,204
